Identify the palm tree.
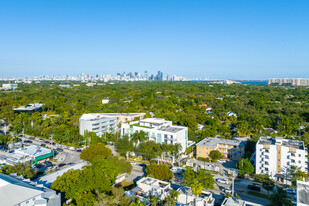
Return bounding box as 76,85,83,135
131,131,147,145
268,187,292,206
149,196,159,206
190,180,204,206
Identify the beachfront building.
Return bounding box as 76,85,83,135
255,136,308,181
196,137,246,160
79,113,117,137
121,118,188,153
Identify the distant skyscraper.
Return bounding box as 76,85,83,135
156,71,163,81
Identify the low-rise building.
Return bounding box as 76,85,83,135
121,118,188,153
0,173,61,206
177,186,215,206
255,136,308,181
125,177,172,201
196,137,246,160
79,113,117,137
15,145,54,164
13,102,43,113
1,83,18,90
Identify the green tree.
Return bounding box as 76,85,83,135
131,130,148,144
236,158,254,176
1,163,36,178
145,164,173,181
80,143,112,161
115,135,134,156
183,167,215,190
289,165,308,187
209,150,223,163
268,187,292,206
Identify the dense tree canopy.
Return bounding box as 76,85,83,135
145,164,174,181
1,81,309,146
183,167,215,190
236,158,255,176
80,143,112,161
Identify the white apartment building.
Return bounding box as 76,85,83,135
256,136,308,181
79,113,117,137
268,78,309,86
121,118,188,153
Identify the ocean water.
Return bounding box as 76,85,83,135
239,81,268,85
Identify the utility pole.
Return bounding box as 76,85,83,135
232,171,235,197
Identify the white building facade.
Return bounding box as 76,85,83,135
79,113,117,137
256,137,308,181
121,118,188,153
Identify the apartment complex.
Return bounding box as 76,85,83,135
268,78,309,86
1,83,18,90
121,118,188,153
255,137,308,181
79,113,117,137
196,137,246,160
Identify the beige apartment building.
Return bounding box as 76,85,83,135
196,137,246,160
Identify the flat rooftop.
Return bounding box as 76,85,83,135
99,113,146,117
15,145,52,157
157,126,184,133
196,137,245,148
258,136,305,150
80,113,117,121
13,103,43,111
140,118,167,124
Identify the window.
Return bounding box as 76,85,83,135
291,160,295,163
299,161,301,164
287,162,290,165
299,154,301,157
291,153,296,157
287,155,290,159
265,168,269,172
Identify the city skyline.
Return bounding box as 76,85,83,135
0,1,309,80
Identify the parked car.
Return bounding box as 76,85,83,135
56,144,61,147
24,140,32,144
285,188,296,195
41,143,46,147
68,146,76,151
67,163,75,166
51,142,56,145
62,145,68,149
44,161,53,168
29,136,35,140
58,163,66,167
76,149,82,152
56,148,63,152
44,140,50,144
217,159,227,163
247,185,261,191
217,178,229,184
38,139,44,142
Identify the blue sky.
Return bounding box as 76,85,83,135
0,0,308,79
